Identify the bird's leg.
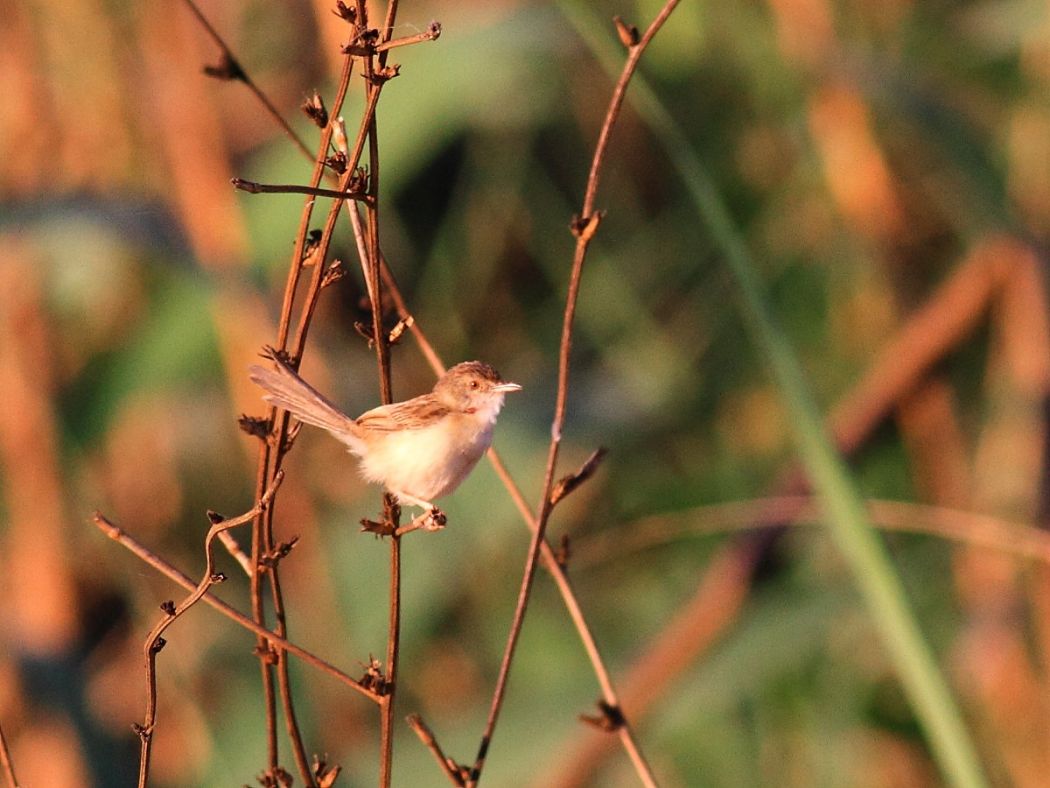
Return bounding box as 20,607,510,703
391,490,435,510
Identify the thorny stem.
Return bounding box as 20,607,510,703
133,474,284,788
466,6,680,785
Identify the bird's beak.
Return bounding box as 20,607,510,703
493,382,522,393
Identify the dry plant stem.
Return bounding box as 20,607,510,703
376,250,652,777
249,447,280,773
289,83,383,359
228,39,355,787
233,178,370,202
571,496,1050,568
377,233,653,783
0,720,18,788
376,27,439,53
377,0,401,61
176,4,425,781
197,3,648,780
467,6,679,786
275,51,357,349
394,509,445,536
357,13,401,784
378,253,444,372
407,714,464,786
178,0,313,162
250,36,363,786
133,473,283,788
378,535,401,788
247,32,395,788
347,203,373,303
543,240,1022,782
208,5,1007,782
93,512,379,702
268,525,314,785
217,529,253,575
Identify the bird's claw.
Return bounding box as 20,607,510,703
393,507,447,536
422,507,446,531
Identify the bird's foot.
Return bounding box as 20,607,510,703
422,507,446,531
394,507,447,537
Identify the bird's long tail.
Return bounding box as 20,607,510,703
248,352,364,454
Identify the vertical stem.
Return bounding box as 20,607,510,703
467,4,681,783
358,4,400,784
379,535,402,787
468,235,592,785
250,447,279,771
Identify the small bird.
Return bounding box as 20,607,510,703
249,350,521,512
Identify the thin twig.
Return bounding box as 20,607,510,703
571,496,1050,569
375,245,654,779
539,238,1024,784
217,530,253,576
170,2,420,783
346,202,375,305
132,473,284,787
93,512,380,702
232,178,370,202
0,719,18,788
354,6,401,783
550,447,608,507
178,0,313,162
204,3,657,782
211,30,359,785
394,509,447,536
407,714,465,786
467,6,680,785
275,53,356,350
379,533,401,788
247,27,362,787
289,81,383,361
375,22,442,52
249,448,280,775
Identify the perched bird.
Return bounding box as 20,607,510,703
249,350,521,512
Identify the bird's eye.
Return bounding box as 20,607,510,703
469,380,479,390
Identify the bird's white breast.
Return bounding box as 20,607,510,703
356,413,496,501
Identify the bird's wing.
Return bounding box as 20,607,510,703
248,350,363,452
355,394,449,433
